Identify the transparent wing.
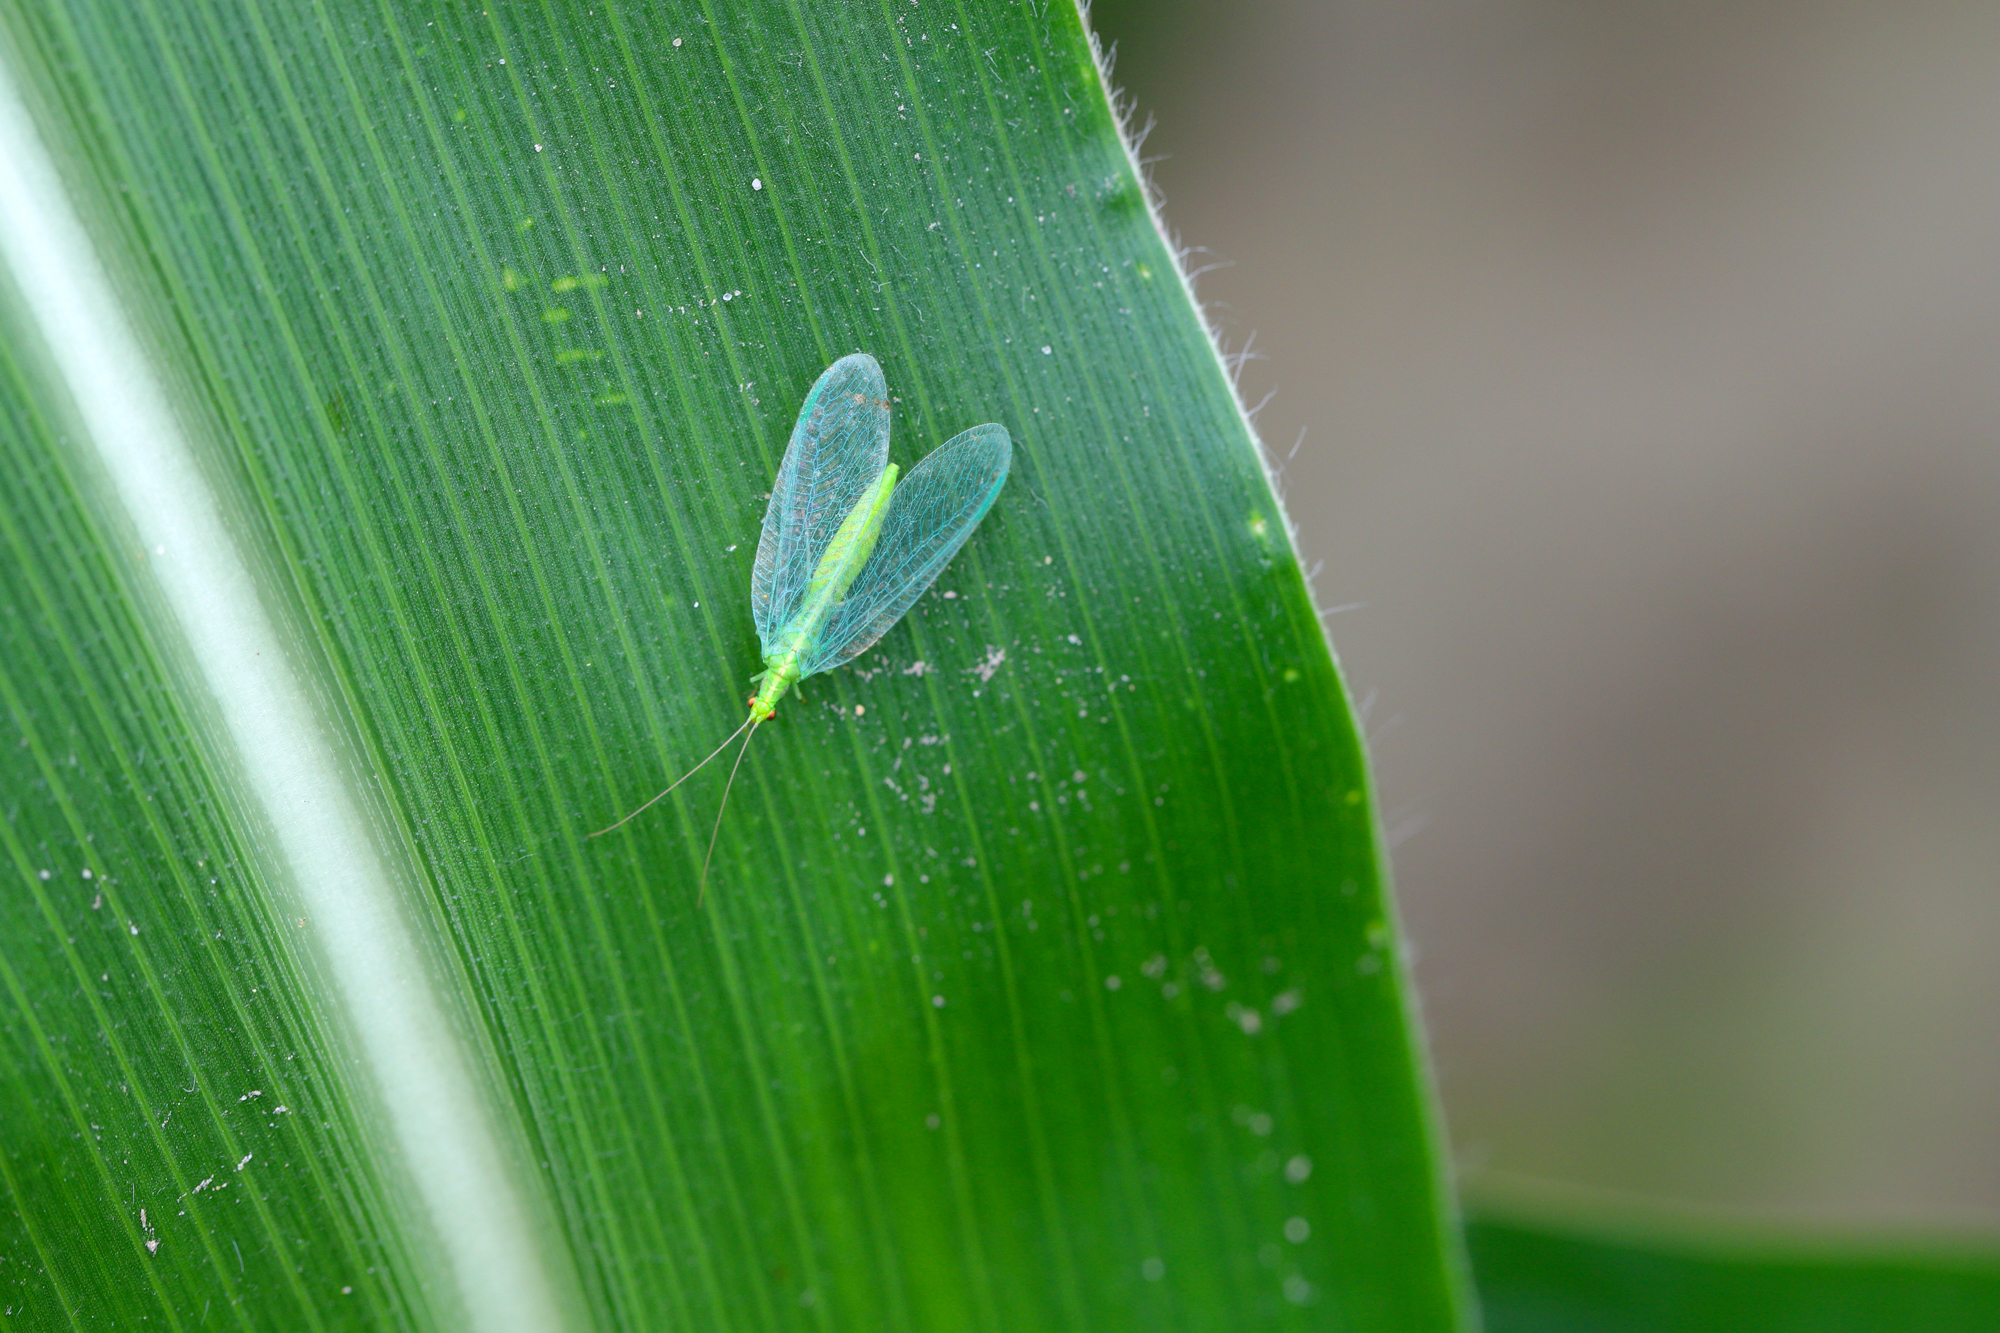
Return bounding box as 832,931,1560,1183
751,353,891,654
804,423,1011,675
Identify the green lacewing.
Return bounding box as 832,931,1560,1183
592,353,1011,901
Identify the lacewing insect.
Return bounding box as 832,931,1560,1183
591,353,1012,902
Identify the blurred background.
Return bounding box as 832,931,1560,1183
1088,0,2000,1230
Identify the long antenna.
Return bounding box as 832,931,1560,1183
588,712,754,838
697,719,760,908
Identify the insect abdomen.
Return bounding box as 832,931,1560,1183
768,463,899,669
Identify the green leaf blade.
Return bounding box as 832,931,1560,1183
0,311,445,1327
1470,1211,2000,1333
1,2,1469,1329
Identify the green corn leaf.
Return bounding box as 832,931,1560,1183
1469,1209,2000,1332
0,2,1467,1328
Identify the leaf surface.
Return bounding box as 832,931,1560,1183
1470,1212,2000,1332
0,2,1466,1328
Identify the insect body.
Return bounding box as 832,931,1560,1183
592,353,1011,901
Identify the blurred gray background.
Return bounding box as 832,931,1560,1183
1089,0,2000,1229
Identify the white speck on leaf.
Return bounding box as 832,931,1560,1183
965,646,1006,683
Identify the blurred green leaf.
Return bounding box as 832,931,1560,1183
1470,1210,2000,1332
0,1,1466,1329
